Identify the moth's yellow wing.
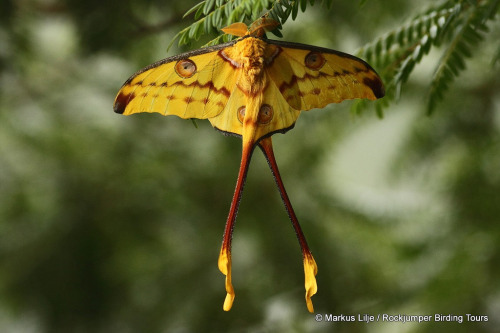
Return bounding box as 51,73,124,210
114,37,384,140
207,79,246,135
257,78,301,139
264,40,384,111
208,76,301,139
114,41,239,119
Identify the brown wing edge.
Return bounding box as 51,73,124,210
263,38,385,100
113,39,240,115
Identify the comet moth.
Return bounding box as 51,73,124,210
114,18,384,313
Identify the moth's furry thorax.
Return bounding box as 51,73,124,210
221,37,268,94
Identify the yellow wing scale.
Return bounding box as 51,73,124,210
266,44,384,112
114,50,236,120
207,78,246,135
259,78,301,137
208,77,300,139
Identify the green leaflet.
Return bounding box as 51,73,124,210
356,0,499,116
172,0,334,48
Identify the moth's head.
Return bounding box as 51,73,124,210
221,18,280,38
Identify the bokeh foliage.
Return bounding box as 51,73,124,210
0,0,499,332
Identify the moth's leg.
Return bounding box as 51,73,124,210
258,137,318,313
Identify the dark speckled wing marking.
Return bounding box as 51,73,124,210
263,39,384,111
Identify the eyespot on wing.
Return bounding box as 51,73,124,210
175,59,197,78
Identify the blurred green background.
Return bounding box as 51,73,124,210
1,0,499,332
